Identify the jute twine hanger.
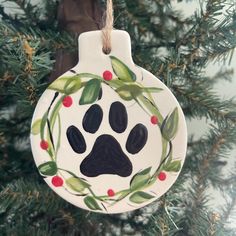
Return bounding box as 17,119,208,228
102,0,114,54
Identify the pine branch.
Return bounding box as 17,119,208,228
179,125,236,235
0,177,107,235
174,1,236,67
220,170,236,228
210,68,234,83
173,84,236,125
222,196,236,225
0,0,236,235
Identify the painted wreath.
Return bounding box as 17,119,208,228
31,56,181,212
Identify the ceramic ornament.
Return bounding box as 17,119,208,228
30,30,187,214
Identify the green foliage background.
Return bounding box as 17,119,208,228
0,0,236,235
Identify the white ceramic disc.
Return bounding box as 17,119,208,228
30,30,187,214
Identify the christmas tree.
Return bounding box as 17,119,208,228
0,0,236,235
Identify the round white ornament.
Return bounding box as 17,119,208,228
30,30,187,214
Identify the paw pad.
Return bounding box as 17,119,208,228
82,104,103,134
126,124,148,154
109,101,128,133
66,126,86,154
80,134,132,177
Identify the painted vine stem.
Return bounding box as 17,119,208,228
31,56,181,212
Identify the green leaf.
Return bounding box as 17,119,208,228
129,191,154,204
116,88,133,101
64,77,81,94
164,160,181,172
160,137,168,162
79,79,101,105
66,177,90,192
31,119,41,135
161,107,179,141
117,190,130,199
49,76,81,94
130,167,151,191
38,161,57,176
116,84,142,101
84,196,102,211
137,95,163,123
40,112,48,140
142,87,163,93
106,79,125,89
110,56,136,82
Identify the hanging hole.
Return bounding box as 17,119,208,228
103,47,111,55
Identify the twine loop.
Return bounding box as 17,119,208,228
102,0,114,54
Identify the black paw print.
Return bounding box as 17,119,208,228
66,101,148,177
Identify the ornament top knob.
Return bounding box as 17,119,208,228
78,30,133,66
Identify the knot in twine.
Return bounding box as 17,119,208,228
102,0,114,54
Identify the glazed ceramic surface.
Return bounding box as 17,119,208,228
30,30,187,214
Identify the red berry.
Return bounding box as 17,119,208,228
158,172,166,181
151,115,158,125
51,176,64,187
62,96,73,107
103,70,113,81
107,189,115,197
40,140,49,150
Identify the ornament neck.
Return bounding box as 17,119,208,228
78,30,133,66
